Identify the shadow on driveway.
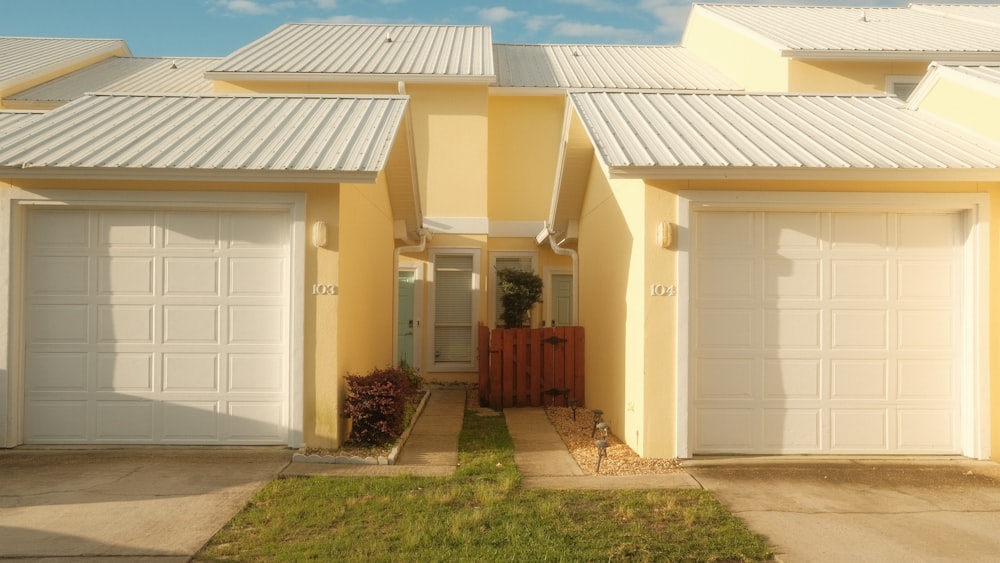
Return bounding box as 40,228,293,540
0,447,291,559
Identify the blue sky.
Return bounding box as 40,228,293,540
0,0,973,57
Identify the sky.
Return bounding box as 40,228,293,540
0,0,994,57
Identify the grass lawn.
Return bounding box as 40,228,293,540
195,412,772,562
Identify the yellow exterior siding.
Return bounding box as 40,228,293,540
0,48,129,107
916,77,1000,144
788,60,929,93
682,8,789,91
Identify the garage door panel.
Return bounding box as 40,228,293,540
764,212,822,250
693,209,962,455
164,258,220,295
832,260,887,299
831,409,888,450
163,402,219,441
831,310,887,349
97,401,154,440
830,213,888,249
763,360,821,399
24,208,292,445
229,354,285,392
98,212,155,247
30,257,90,295
696,359,754,399
31,305,89,343
764,409,821,450
98,353,153,391
164,306,219,344
764,309,821,349
831,360,887,399
26,401,88,441
27,353,89,391
98,305,153,343
163,354,220,391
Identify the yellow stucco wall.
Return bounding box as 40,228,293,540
787,60,929,93
681,8,790,91
487,95,565,222
915,75,1000,143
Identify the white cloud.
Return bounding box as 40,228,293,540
218,0,295,16
552,21,644,42
637,0,693,37
314,0,337,8
478,6,523,24
525,14,564,33
554,0,622,12
310,14,387,24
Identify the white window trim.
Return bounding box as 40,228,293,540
886,75,921,100
0,189,306,448
428,247,480,372
489,251,538,328
676,191,990,460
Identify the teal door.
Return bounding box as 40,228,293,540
397,271,415,366
552,274,573,326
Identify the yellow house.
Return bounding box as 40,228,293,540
3,6,1000,461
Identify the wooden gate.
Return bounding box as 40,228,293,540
477,324,585,409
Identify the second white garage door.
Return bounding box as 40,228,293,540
691,209,963,455
23,207,292,444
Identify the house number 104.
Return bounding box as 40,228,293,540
312,284,338,295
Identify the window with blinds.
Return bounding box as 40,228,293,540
432,251,478,368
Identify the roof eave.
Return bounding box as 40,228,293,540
608,166,1000,182
205,71,497,85
0,166,380,184
782,49,1000,62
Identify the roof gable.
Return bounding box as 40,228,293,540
208,24,495,83
692,4,1000,59
0,37,130,96
493,44,740,91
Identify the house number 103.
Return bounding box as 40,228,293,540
312,283,338,295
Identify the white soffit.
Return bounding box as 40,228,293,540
0,37,129,92
0,93,409,182
493,44,740,90
697,4,1000,58
0,111,43,135
207,24,495,82
570,91,1000,179
6,57,219,107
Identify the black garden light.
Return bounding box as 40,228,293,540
591,409,604,437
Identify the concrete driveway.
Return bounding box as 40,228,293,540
0,447,291,561
686,458,1000,562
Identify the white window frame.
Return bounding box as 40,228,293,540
489,251,538,328
395,262,423,370
428,248,480,372
886,75,921,101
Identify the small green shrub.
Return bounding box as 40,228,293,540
497,267,543,328
344,366,413,446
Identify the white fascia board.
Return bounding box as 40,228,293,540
608,165,1000,182
205,71,497,85
785,50,1000,62
0,167,380,184
423,216,489,234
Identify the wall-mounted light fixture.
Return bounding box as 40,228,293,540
312,221,328,248
656,221,675,249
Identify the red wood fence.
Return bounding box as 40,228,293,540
477,324,585,409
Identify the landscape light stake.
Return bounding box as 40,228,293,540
569,397,578,421
595,439,609,473
591,409,604,437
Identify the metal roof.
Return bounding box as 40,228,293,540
0,93,409,182
911,4,1000,29
0,37,130,94
0,111,43,135
569,91,1000,179
690,4,1000,58
493,44,740,91
936,63,1000,88
5,57,218,108
207,24,494,83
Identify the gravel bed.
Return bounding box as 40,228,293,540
545,406,683,476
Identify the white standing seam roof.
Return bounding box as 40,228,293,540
911,4,1000,29
5,57,219,107
493,44,741,91
0,111,44,135
0,93,409,182
570,91,1000,179
936,62,1000,88
0,37,130,93
207,24,495,83
691,4,1000,58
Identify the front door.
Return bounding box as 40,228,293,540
551,274,573,326
397,270,415,366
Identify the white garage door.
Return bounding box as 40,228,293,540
23,208,291,444
691,210,962,455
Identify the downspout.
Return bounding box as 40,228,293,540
546,97,581,326
548,230,579,326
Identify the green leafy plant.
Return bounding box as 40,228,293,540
497,267,543,328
